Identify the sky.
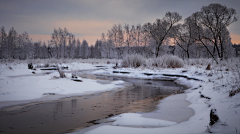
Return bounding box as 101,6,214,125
0,0,240,45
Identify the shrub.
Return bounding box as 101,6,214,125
121,54,146,68
152,55,184,68
57,66,66,78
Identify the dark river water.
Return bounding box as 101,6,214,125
0,76,185,134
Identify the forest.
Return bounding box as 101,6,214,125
0,3,239,63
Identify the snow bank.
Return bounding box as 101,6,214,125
142,94,194,123
84,60,240,134
0,62,124,109
110,113,177,127
1,58,240,134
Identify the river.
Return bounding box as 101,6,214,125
0,76,189,134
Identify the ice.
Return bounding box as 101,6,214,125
142,94,194,123
110,113,177,127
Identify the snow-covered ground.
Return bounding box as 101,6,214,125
83,59,240,134
0,61,125,109
0,58,240,134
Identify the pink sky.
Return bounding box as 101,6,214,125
30,19,116,45
30,32,240,45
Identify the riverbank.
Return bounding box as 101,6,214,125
80,60,240,134
0,62,125,109
0,61,189,133
0,59,240,134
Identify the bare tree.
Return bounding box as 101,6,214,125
143,12,182,57
81,39,89,59
174,16,197,58
7,27,18,59
68,37,75,59
101,33,115,58
75,39,81,58
135,24,142,54
194,3,238,59
124,24,131,54
0,26,7,59
50,27,74,58
116,24,124,58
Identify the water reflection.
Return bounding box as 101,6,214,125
0,77,185,134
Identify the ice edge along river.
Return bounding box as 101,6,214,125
0,62,240,134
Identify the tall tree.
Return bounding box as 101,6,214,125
81,39,89,59
174,16,197,58
194,3,238,59
50,27,74,58
75,39,81,58
143,12,182,57
7,27,18,59
124,24,131,54
0,26,7,59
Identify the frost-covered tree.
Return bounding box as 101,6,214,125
17,32,31,59
107,30,117,58
108,24,124,58
94,40,102,58
67,36,75,58
33,41,41,59
75,39,81,58
50,27,74,58
101,33,115,58
194,3,237,59
40,42,48,59
174,16,198,58
116,24,124,58
143,12,182,57
0,26,7,59
81,39,89,59
135,24,142,54
7,27,18,59
124,24,131,54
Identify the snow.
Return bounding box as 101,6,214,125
0,62,124,109
142,94,194,123
110,113,177,127
81,61,240,134
1,59,240,134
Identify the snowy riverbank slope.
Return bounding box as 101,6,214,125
83,60,240,134
0,61,124,109
0,59,239,134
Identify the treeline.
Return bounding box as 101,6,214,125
102,3,238,62
0,27,33,59
0,3,238,61
0,26,107,59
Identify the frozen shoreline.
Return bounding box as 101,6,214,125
74,93,194,134
82,63,240,134
1,61,240,134
0,62,125,110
